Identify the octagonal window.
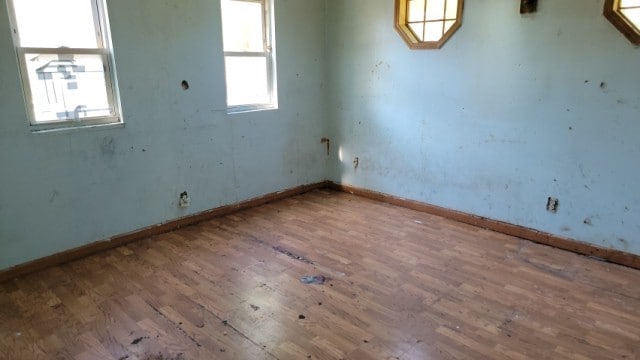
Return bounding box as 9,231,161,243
604,0,640,45
394,0,464,49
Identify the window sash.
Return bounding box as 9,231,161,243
223,51,270,57
224,53,274,110
221,0,276,111
16,47,119,126
405,0,459,42
7,0,120,128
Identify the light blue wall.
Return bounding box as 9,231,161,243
326,0,640,255
0,0,328,269
2,0,639,270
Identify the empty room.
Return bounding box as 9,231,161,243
1,0,639,359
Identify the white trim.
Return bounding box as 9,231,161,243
29,116,122,133
227,103,277,114
221,0,277,112
6,0,122,129
31,121,125,135
224,51,269,57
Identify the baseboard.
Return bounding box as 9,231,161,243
0,181,331,283
3,180,637,283
330,182,640,270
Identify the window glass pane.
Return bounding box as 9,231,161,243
12,0,99,48
424,21,444,41
445,0,458,19
23,53,111,122
621,8,640,27
425,0,446,21
396,0,463,48
443,20,455,33
620,0,640,8
409,23,424,41
407,0,425,22
221,0,264,52
225,56,269,106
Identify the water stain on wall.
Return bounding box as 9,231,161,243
49,190,60,203
100,136,116,156
617,238,629,250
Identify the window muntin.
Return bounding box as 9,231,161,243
7,0,121,128
604,0,640,45
221,0,277,111
395,0,463,49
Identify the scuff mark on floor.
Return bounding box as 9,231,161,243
144,300,202,348
272,246,313,264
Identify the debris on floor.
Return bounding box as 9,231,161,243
272,246,314,264
131,336,149,345
298,314,306,319
141,352,185,360
300,275,329,285
250,304,260,311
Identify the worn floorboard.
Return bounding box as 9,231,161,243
1,189,639,359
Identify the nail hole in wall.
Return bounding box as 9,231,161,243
181,80,190,90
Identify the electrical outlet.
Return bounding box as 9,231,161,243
546,197,558,213
179,191,190,208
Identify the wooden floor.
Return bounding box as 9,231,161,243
1,190,639,360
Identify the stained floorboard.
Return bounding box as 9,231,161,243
1,189,639,359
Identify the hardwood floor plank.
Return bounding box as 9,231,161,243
1,189,639,359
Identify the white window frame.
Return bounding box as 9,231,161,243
6,0,122,130
221,0,277,113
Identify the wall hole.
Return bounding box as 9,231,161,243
520,0,537,14
546,197,559,213
181,80,190,90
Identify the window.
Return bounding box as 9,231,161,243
604,0,640,45
394,0,464,49
6,0,121,129
221,0,277,111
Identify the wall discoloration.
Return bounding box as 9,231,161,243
617,238,629,250
100,136,116,156
0,0,329,270
326,0,640,256
321,137,330,155
48,190,60,204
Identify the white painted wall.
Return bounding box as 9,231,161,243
326,0,640,255
0,0,328,269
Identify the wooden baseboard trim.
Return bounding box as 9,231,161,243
3,180,637,283
0,181,331,283
330,182,640,270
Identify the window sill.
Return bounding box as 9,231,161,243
31,121,125,135
227,104,278,115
